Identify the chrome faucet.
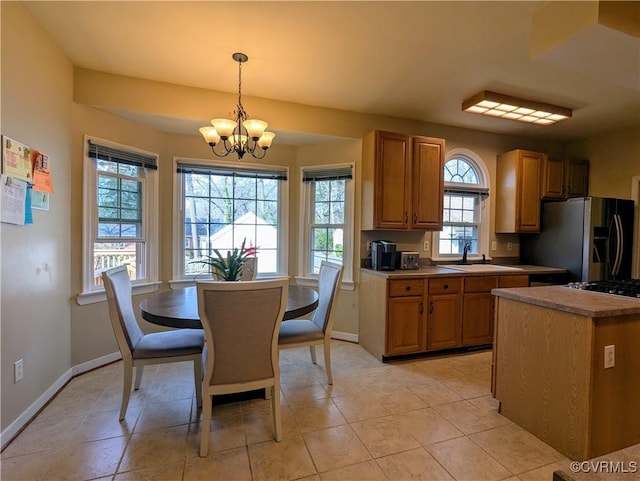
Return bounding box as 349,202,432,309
461,242,472,264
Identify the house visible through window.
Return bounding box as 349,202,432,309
300,164,353,282
81,137,158,297
176,161,288,279
437,153,489,257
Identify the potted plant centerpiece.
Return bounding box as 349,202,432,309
193,238,257,281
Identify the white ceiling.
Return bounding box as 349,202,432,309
21,1,640,145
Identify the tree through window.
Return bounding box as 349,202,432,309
176,161,288,278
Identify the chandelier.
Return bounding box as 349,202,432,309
199,52,275,160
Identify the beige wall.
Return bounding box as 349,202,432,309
2,1,638,442
567,126,640,199
1,3,72,433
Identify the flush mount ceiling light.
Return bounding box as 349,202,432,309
462,91,572,125
199,52,275,160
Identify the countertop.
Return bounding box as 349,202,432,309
360,264,566,279
492,285,640,318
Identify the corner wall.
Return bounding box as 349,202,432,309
1,3,72,435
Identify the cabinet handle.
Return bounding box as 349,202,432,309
443,284,449,289
414,212,418,224
404,212,408,223
405,286,411,292
420,303,424,314
429,302,434,314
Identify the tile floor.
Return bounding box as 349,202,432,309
2,341,639,481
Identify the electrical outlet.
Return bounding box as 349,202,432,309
507,242,513,251
423,240,430,251
366,241,372,251
604,345,615,369
14,359,24,383
491,241,497,251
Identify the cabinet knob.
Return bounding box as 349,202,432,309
405,286,411,291
444,284,449,289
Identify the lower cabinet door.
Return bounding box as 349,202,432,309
386,297,425,356
426,294,462,350
462,292,494,346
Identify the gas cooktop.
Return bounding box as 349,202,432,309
567,279,640,299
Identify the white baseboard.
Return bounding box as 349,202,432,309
0,369,71,451
1,351,121,451
331,330,358,343
71,351,121,376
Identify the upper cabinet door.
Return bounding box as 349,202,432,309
541,155,565,199
496,149,543,233
412,136,444,229
517,151,542,232
375,131,411,229
565,159,589,198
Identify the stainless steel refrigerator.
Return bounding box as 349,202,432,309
520,197,636,281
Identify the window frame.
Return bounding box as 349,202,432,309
171,157,289,287
78,135,159,305
297,163,354,288
431,149,490,262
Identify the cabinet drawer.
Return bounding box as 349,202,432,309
464,276,498,293
389,279,425,297
428,277,461,295
498,275,529,288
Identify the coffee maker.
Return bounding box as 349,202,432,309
371,240,397,271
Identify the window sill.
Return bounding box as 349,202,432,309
295,276,354,291
76,281,161,305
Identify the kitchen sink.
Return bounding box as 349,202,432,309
440,264,523,273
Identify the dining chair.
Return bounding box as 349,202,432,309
196,278,288,456
278,261,343,384
240,257,257,280
102,266,204,421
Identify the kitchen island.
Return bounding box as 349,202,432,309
492,285,640,461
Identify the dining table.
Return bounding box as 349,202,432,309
140,284,319,329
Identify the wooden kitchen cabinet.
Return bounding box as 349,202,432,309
541,155,589,200
462,276,498,346
359,270,530,361
386,279,426,356
426,277,462,350
495,149,543,233
361,130,444,230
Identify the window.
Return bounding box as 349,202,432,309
299,164,354,284
80,137,158,302
175,160,288,280
434,150,489,258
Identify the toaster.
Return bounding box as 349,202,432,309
397,251,420,270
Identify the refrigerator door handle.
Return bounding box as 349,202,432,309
612,214,624,277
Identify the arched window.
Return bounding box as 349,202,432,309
436,150,489,257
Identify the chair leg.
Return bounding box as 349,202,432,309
271,384,282,442
193,357,203,408
323,339,333,385
134,365,144,390
200,394,212,457
120,360,134,421
309,345,317,364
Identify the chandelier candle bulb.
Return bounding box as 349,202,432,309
243,119,268,139
210,119,237,139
